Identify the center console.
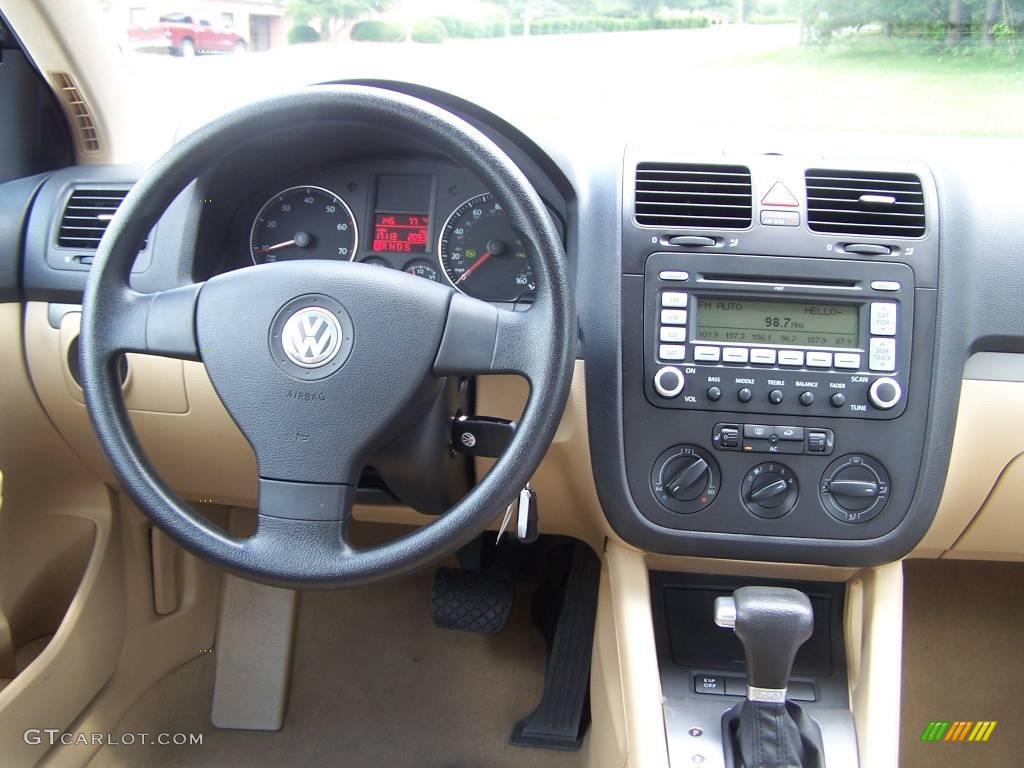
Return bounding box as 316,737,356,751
595,151,943,565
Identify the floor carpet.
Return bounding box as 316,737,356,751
89,565,586,768
900,559,1024,768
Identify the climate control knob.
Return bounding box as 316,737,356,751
868,377,902,410
654,366,685,399
651,445,720,514
741,463,798,519
820,454,891,524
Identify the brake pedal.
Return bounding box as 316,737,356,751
431,567,514,634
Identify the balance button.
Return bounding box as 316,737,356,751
777,350,804,366
737,388,753,403
659,270,689,281
869,338,896,372
660,326,687,343
769,389,784,405
654,367,685,398
661,308,688,325
830,392,847,408
806,351,833,368
660,344,686,361
694,346,721,362
750,348,777,365
662,292,688,307
799,391,815,406
870,302,898,336
722,347,749,364
706,386,722,402
834,352,861,370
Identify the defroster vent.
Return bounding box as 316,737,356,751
805,169,925,238
635,163,752,229
57,188,130,249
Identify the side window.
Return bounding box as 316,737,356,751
199,19,211,27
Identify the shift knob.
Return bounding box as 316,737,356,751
715,586,813,701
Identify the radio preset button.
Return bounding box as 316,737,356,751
869,338,896,372
737,387,753,403
659,270,690,281
750,348,777,365
834,352,861,370
694,346,721,362
662,292,688,307
777,350,804,366
806,351,833,368
870,302,898,336
660,326,687,343
722,347,749,364
769,389,784,405
654,367,685,398
659,344,686,361
661,308,688,325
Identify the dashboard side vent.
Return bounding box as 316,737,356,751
57,188,130,249
635,163,752,229
52,72,101,154
805,169,925,238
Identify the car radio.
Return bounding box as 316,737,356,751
643,252,914,419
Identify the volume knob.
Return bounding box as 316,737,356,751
868,377,902,410
654,366,685,398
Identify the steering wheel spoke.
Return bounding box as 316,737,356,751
433,292,545,381
101,284,203,360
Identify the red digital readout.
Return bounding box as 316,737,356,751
372,213,429,253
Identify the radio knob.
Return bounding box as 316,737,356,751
868,377,902,410
654,366,685,398
768,389,784,405
737,387,753,403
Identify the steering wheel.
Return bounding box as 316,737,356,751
80,86,575,587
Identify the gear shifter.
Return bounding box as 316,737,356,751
715,587,825,768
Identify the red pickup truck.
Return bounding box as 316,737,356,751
126,13,247,57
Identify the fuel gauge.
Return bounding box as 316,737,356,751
404,259,444,283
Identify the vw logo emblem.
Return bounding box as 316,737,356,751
281,307,343,368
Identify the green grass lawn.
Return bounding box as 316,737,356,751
739,39,1024,138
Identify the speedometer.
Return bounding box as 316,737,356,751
437,193,536,302
250,186,357,265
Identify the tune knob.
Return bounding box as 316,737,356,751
654,366,685,398
650,445,720,514
741,463,798,519
868,377,902,410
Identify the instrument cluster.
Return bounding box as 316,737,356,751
230,158,561,304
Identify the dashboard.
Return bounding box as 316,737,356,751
210,158,560,304
8,83,1024,568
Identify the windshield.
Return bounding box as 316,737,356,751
95,1,1024,146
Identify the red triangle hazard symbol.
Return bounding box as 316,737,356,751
761,182,799,207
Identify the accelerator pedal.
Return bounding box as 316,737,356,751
431,567,514,634
511,541,600,751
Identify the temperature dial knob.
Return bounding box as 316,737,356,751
650,445,720,514
741,463,799,519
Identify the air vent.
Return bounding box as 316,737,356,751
635,163,752,229
52,72,101,154
805,169,925,238
57,188,129,249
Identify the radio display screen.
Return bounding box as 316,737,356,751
695,297,859,349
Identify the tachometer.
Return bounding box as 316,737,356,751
250,186,357,265
438,193,536,302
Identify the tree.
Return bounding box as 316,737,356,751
285,0,394,39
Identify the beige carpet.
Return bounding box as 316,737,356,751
900,559,1024,768
89,568,586,768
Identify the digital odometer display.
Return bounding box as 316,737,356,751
695,298,859,348
372,213,429,253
